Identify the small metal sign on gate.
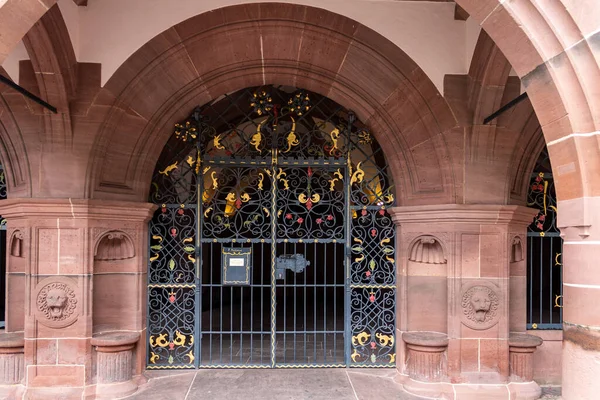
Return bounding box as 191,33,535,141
222,247,252,285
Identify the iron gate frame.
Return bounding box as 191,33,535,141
526,147,563,330
147,86,397,369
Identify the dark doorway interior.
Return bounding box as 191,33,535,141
199,242,345,366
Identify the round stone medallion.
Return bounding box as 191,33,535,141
34,277,79,329
460,282,500,330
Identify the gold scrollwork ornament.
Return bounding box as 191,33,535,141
251,119,266,152
350,162,365,185
283,117,299,153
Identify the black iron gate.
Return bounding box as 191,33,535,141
527,147,563,330
147,86,396,369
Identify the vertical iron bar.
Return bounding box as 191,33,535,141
529,236,533,325
334,243,337,363
323,242,327,362
283,242,287,363
208,243,213,364
260,243,264,364
345,117,353,367
230,271,233,363
270,149,277,368
240,285,243,363
195,147,203,368
293,242,297,363
220,245,223,363
304,239,307,362
550,238,553,324
313,242,317,363
539,237,543,324
250,245,254,365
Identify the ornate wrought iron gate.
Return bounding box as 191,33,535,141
147,86,396,369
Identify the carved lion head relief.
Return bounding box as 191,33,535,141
461,283,500,330
35,278,79,328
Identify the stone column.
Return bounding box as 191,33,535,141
391,205,537,400
558,197,600,400
0,199,155,399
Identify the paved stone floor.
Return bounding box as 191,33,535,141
125,369,429,400
540,386,562,399
125,370,562,400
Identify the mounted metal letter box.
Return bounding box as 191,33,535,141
275,254,310,281
222,247,252,285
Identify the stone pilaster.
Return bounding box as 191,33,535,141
0,199,155,399
390,204,538,400
557,197,600,400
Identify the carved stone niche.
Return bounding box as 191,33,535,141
92,331,140,399
510,236,523,263
460,281,501,330
408,236,446,265
34,277,79,329
95,231,135,261
9,230,24,258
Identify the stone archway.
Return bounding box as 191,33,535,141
85,3,458,207
0,1,597,399
0,2,597,203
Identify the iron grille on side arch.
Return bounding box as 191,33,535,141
527,147,563,330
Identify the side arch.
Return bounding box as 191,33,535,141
456,0,600,204
0,75,32,198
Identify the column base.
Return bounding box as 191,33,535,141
25,386,84,400
508,381,542,400
0,384,25,399
396,374,454,399
396,374,542,399
95,380,138,399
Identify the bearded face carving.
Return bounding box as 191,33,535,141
461,284,499,330
470,289,492,322
36,280,78,328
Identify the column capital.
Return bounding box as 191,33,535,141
0,198,157,222
388,204,538,227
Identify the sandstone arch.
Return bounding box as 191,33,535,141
85,4,457,206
